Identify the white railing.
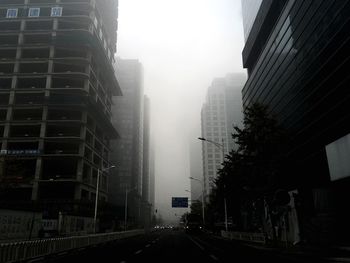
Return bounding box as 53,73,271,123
221,230,266,244
0,229,144,263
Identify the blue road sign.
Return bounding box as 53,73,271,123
172,197,188,208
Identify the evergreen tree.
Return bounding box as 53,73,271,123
208,102,288,231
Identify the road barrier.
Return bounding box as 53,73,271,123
221,230,266,244
0,229,144,263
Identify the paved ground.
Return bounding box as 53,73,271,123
30,229,350,263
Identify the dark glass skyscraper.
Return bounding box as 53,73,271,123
242,0,350,243
110,58,144,228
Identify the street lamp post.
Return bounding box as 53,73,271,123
189,177,205,227
94,165,115,233
198,137,228,231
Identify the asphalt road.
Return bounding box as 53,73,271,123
41,229,341,263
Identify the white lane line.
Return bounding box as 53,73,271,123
27,257,44,263
145,244,151,248
187,236,205,251
135,249,143,255
210,254,219,261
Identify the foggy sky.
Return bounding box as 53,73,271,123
117,0,246,223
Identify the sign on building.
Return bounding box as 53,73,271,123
172,197,188,208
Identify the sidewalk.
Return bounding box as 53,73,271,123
215,231,350,262
243,241,350,262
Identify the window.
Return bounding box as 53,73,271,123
28,8,40,17
6,9,18,18
51,7,62,17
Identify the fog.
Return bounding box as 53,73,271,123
117,0,246,223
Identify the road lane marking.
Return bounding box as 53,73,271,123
210,254,219,261
145,244,151,248
135,249,143,255
187,236,205,251
27,257,44,263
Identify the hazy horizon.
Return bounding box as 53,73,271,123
117,0,246,223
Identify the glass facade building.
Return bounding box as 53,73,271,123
110,59,144,227
242,0,350,243
241,0,262,41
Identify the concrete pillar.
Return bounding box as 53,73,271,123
74,185,81,200
31,158,42,200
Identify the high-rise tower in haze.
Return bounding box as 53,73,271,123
141,95,152,228
0,0,121,226
110,58,144,227
200,73,246,198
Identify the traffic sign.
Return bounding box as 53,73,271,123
172,197,188,208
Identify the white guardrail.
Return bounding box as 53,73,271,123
0,229,144,263
221,230,266,244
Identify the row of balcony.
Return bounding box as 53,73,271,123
0,47,88,60
0,17,115,64
0,94,112,123
1,138,109,169
1,157,108,194
0,19,91,32
0,61,86,74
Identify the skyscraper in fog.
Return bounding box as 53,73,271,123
200,73,246,198
110,58,144,227
149,138,155,215
141,95,152,227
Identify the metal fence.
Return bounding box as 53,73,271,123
0,229,144,263
221,230,266,244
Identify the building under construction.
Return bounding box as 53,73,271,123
0,0,121,224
